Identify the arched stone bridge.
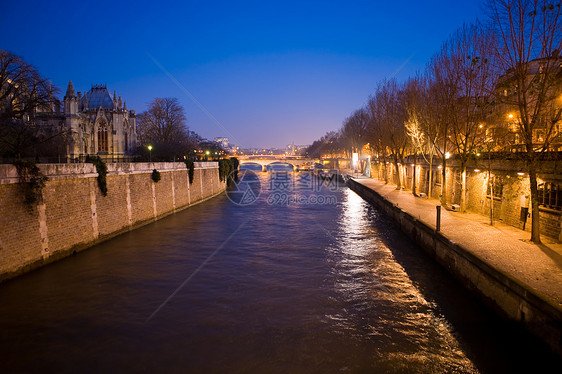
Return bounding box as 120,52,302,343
237,155,315,171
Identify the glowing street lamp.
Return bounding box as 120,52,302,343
352,152,359,177
148,145,153,162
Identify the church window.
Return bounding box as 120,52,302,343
98,121,108,152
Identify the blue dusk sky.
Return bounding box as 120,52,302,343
1,0,485,149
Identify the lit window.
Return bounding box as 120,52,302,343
538,183,561,210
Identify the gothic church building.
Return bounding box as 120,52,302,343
61,81,137,161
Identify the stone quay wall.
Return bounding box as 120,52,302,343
0,162,225,282
347,178,562,357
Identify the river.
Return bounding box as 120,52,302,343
0,171,559,373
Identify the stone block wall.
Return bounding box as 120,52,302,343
0,162,225,282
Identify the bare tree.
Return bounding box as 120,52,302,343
368,80,410,189
364,99,389,182
0,50,61,160
425,42,462,206
441,23,499,211
137,97,191,161
341,108,369,156
305,131,341,159
404,76,434,196
486,0,562,243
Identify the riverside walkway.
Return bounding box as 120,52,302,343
351,176,562,313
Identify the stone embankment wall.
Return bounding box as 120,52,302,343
347,178,562,357
0,162,225,282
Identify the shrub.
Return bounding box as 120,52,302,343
13,160,48,209
230,157,239,181
86,155,108,196
218,158,233,183
184,159,195,184
151,169,161,183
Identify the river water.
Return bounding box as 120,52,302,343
0,171,559,373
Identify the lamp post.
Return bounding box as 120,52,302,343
148,145,153,163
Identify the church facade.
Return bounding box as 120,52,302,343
60,81,137,161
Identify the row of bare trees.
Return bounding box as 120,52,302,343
307,0,561,243
136,97,206,161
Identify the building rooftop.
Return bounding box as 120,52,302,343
82,85,114,109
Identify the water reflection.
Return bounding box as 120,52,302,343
239,162,264,172
327,188,477,372
265,162,294,172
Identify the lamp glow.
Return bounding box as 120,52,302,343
352,152,359,167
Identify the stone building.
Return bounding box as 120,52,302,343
486,56,562,152
57,81,137,161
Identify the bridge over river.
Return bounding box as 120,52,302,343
237,155,348,172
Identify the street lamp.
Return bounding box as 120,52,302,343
148,145,153,162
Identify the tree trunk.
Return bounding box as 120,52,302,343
488,154,494,226
529,164,541,243
489,172,494,226
428,158,433,199
412,154,417,196
394,161,401,189
441,158,447,206
460,164,467,212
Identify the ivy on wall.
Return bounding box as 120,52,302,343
86,156,108,196
218,158,232,183
184,160,195,184
151,169,161,183
13,160,48,209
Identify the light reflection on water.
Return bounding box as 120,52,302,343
327,189,477,372
0,173,559,373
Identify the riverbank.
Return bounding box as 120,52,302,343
347,176,562,356
0,162,226,283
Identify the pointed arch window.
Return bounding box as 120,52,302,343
98,121,108,152
124,120,129,152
